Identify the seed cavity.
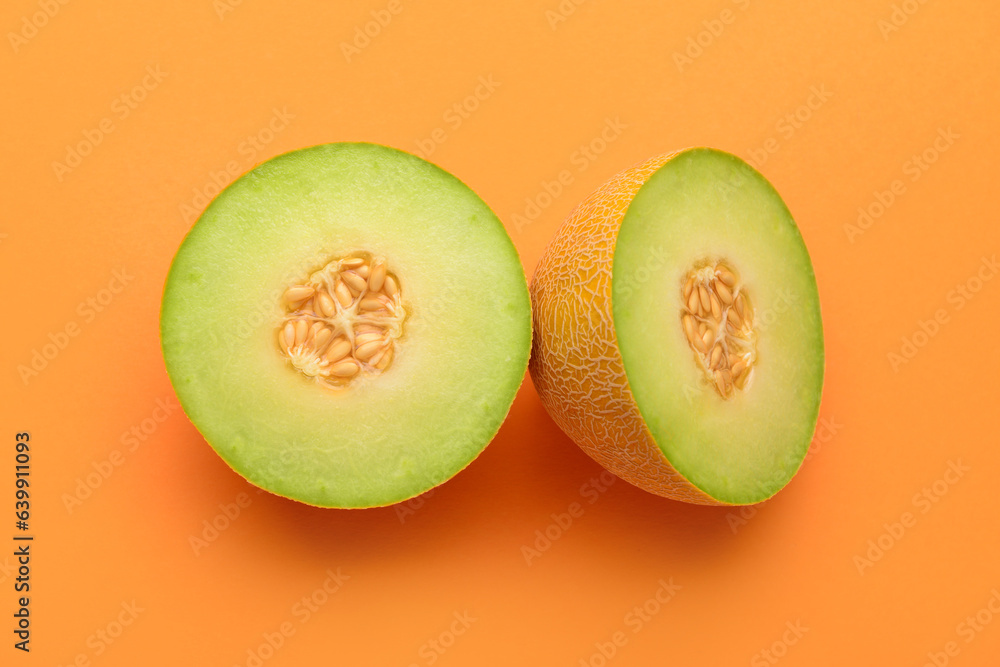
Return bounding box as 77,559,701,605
681,260,757,399
277,253,405,388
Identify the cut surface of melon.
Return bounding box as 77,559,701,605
161,143,532,508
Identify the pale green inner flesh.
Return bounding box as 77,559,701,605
612,148,823,504
161,143,531,508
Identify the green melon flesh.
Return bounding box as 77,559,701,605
161,143,531,508
613,148,823,504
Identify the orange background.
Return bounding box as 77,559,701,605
3,0,999,665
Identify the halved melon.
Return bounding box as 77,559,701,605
530,148,824,505
161,143,532,508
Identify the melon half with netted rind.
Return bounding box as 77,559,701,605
161,143,532,508
530,148,824,506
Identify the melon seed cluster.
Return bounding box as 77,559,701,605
681,261,756,398
278,254,405,387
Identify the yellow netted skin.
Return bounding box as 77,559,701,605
529,152,724,505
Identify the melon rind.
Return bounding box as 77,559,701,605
530,152,719,505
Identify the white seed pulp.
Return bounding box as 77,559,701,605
680,260,757,399
278,253,405,388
